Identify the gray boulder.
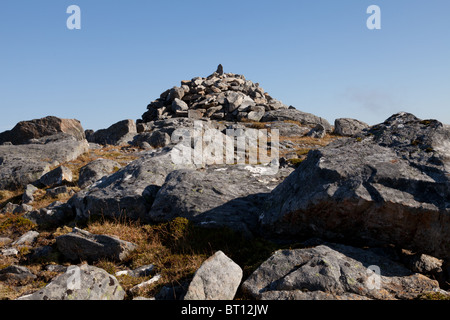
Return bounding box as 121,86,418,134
167,86,185,102
17,264,125,300
69,147,196,222
46,186,72,198
172,98,189,113
400,252,445,284
0,134,89,190
0,265,37,283
25,201,74,227
116,264,155,278
22,184,38,204
226,91,246,113
11,231,39,247
261,109,332,132
184,251,243,300
0,202,19,214
12,204,33,214
78,158,121,189
56,227,137,262
39,166,73,187
149,165,293,236
89,119,137,146
132,131,171,149
307,124,326,139
0,116,85,145
334,118,370,137
260,112,450,260
1,248,18,257
242,243,441,300
245,106,265,122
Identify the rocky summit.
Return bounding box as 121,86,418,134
0,66,449,301
139,67,329,126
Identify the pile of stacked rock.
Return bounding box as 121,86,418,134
139,65,292,124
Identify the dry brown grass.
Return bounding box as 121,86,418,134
279,134,339,147
0,209,278,300
0,213,36,238
85,218,207,297
80,217,278,299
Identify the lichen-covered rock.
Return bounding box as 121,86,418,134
24,201,74,227
78,158,121,189
184,251,243,300
0,265,36,283
242,244,442,300
0,134,89,190
38,166,73,187
69,147,196,222
334,118,369,137
261,109,332,132
56,228,137,262
149,165,293,236
17,264,125,300
261,112,450,260
0,116,85,145
88,119,137,146
11,231,39,247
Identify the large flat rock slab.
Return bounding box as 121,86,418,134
0,135,89,190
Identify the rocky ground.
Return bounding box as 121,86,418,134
1,67,449,300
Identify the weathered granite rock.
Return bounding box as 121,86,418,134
39,166,73,187
22,184,38,204
149,165,293,236
400,251,445,285
0,202,19,214
115,264,155,278
129,274,162,295
45,264,68,273
78,158,121,189
132,131,171,149
89,119,137,146
56,227,137,262
11,231,39,247
260,112,450,260
69,147,196,222
172,98,189,113
0,116,85,145
261,109,332,132
12,204,33,214
1,248,19,257
242,243,442,300
184,251,243,300
0,265,37,283
25,201,74,227
46,186,72,197
17,264,125,300
0,134,89,190
307,124,326,139
334,118,370,137
168,87,185,102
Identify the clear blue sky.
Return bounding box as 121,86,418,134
1,0,449,131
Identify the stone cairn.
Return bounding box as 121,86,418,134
139,65,290,124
